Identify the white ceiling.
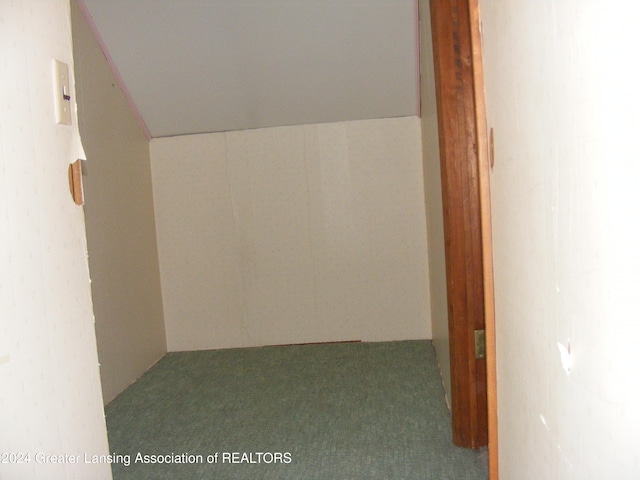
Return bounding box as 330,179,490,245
79,0,420,138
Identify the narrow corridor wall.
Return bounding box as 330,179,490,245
0,0,111,478
72,0,167,404
480,1,640,477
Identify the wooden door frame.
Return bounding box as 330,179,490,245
468,1,498,477
429,0,498,477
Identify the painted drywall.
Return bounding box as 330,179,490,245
480,1,640,478
71,0,167,404
79,0,418,137
418,0,450,406
0,1,111,478
151,117,431,351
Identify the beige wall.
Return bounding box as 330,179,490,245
418,0,450,405
151,117,431,351
481,1,640,477
0,0,111,478
72,0,166,404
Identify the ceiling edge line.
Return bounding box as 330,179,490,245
76,0,152,141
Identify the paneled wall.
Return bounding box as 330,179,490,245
418,0,450,405
72,0,167,405
150,117,431,351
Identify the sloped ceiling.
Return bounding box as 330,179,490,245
79,0,420,138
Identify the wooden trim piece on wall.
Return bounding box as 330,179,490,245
68,159,84,206
468,0,499,477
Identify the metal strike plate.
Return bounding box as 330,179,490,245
475,329,486,359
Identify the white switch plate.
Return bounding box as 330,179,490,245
53,59,72,125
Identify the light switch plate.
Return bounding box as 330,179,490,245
53,59,72,125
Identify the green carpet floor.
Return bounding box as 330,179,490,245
105,340,488,479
